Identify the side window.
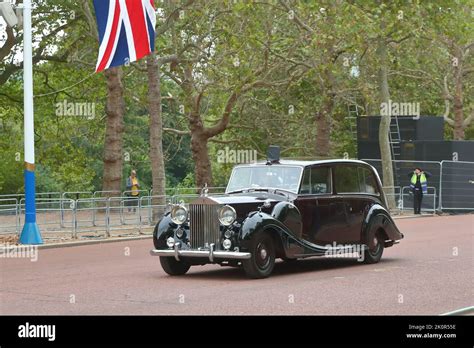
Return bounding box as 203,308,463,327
358,166,379,195
299,168,311,194
310,167,331,194
335,165,360,193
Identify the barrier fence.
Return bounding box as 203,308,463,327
0,187,226,238
363,159,474,213
0,166,471,239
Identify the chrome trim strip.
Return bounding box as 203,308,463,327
150,249,251,260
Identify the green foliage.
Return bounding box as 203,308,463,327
0,0,472,194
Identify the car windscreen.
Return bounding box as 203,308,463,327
226,165,303,193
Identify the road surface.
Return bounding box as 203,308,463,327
1,214,472,315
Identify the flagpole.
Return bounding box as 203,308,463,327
19,0,42,245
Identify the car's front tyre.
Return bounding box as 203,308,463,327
242,232,275,279
160,257,191,276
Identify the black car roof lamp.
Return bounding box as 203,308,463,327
266,145,280,165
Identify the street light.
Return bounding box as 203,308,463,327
1,0,43,244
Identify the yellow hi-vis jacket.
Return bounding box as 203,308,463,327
410,173,427,194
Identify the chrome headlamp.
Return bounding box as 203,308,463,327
170,204,188,225
218,205,236,226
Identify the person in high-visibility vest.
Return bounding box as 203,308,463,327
126,169,141,213
408,167,432,214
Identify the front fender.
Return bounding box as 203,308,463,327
238,207,304,258
240,211,291,241
361,203,404,246
153,213,187,249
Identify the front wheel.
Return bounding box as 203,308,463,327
242,232,275,279
160,257,191,276
362,232,384,264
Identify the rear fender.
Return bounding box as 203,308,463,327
361,204,404,247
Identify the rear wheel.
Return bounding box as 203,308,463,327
160,257,191,276
242,232,275,279
362,232,384,264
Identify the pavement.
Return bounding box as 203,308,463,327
0,214,472,315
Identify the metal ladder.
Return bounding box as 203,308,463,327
347,104,359,149
389,115,402,188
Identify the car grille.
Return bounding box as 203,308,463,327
189,202,221,249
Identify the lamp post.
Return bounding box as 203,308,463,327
20,0,42,244
1,0,43,244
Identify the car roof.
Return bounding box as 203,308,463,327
233,159,372,168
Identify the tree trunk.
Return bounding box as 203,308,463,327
453,60,464,140
102,67,125,195
376,34,396,209
147,54,166,220
315,93,334,157
190,127,212,189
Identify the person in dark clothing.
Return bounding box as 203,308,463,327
408,167,432,214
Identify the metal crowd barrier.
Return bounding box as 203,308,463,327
0,198,19,235
401,186,437,214
440,160,474,211
381,186,402,214
0,175,472,239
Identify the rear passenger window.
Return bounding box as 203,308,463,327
335,165,379,194
335,166,360,193
358,167,378,194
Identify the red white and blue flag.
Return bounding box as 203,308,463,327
93,0,156,72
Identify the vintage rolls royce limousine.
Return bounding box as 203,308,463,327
150,154,403,278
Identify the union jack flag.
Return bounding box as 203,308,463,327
93,0,156,73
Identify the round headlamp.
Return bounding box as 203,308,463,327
170,204,188,225
218,205,236,226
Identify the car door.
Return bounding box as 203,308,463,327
333,164,364,244
295,167,317,241
348,166,382,240
333,164,385,244
295,165,345,245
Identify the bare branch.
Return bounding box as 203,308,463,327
163,127,190,135
463,107,473,127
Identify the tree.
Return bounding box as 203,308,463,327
101,67,125,193
161,1,291,187
426,4,474,140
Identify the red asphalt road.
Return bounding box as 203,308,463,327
0,214,472,315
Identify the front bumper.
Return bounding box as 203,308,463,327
150,243,251,262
